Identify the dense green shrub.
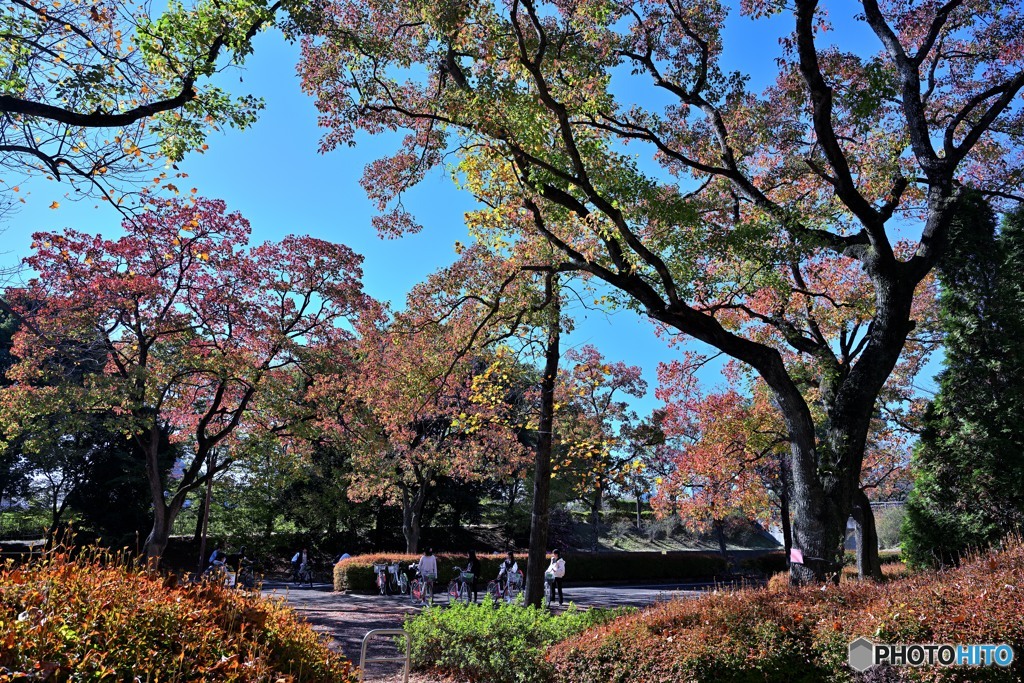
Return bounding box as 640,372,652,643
404,599,633,683
335,550,732,593
550,539,1024,682
0,548,357,681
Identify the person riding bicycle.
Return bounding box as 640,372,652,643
465,550,481,602
291,548,308,582
230,546,255,588
228,546,251,572
497,551,519,588
208,543,227,570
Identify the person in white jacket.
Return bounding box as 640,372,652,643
418,548,438,583
546,549,566,605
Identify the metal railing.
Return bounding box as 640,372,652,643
358,628,410,683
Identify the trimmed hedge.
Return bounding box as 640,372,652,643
1,548,358,681
404,600,634,683
549,540,1024,682
738,551,787,575
334,550,737,593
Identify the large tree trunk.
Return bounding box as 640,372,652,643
780,489,793,559
402,485,429,554
714,517,734,572
590,487,602,550
852,488,884,580
636,490,642,530
145,503,172,563
525,290,560,607
143,425,169,564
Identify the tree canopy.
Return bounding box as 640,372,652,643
297,0,1022,580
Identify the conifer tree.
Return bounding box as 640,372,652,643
903,195,1024,567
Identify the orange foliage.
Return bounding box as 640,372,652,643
0,549,357,682
551,540,1024,682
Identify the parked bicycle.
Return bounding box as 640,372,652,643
543,570,555,608
395,563,410,594
373,563,405,595
446,565,473,605
374,563,390,595
408,562,436,605
486,569,524,603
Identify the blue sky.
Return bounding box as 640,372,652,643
0,2,935,418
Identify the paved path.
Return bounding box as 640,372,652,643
262,579,708,667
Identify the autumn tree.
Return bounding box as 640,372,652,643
331,299,530,553
653,361,782,562
656,350,920,577
374,242,569,603
0,0,292,209
293,0,1017,580
553,344,646,548
0,196,370,560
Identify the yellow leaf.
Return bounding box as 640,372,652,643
49,201,60,209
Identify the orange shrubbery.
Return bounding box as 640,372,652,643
0,549,357,681
549,540,1024,682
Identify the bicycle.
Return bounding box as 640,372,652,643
543,570,555,608
373,563,390,595
202,562,229,586
409,564,436,605
236,559,258,590
395,563,410,595
486,569,523,603
446,566,473,606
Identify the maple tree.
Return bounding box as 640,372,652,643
553,344,646,549
656,349,921,576
327,293,530,554
0,196,370,560
379,241,569,602
0,0,287,208
653,362,782,562
294,0,1018,580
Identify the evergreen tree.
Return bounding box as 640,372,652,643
903,195,1024,567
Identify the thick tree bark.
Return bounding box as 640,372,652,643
714,518,733,571
780,490,793,558
402,485,429,554
525,291,560,607
590,488,602,550
852,488,884,580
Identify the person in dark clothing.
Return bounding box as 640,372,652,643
466,550,481,602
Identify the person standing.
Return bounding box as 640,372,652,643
466,550,481,603
418,548,438,602
546,549,566,606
